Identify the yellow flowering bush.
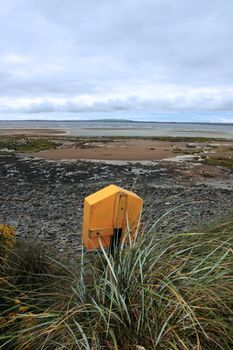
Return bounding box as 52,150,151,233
0,224,16,249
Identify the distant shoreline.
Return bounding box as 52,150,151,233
1,119,233,126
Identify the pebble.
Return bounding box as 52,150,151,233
0,154,233,252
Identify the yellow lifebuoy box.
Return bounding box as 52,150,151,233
82,184,143,250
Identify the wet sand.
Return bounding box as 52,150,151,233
0,128,66,135
2,129,233,162
30,138,233,161
31,139,182,161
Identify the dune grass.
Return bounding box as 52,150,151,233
0,216,232,349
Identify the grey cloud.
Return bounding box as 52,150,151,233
1,92,233,114
0,0,232,120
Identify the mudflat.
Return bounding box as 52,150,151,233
0,128,66,135
1,134,233,252
31,138,233,161
32,139,185,160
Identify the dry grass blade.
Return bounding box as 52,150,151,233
0,212,232,349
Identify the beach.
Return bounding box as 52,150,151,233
30,137,233,161
31,139,178,160
1,130,233,253
1,124,231,161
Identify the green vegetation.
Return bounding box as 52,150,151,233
202,156,233,169
1,134,231,156
216,145,233,153
51,135,227,143
173,147,203,154
0,136,60,153
173,143,233,160
1,215,232,349
75,136,226,142
150,136,225,142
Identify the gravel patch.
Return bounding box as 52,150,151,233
1,154,233,253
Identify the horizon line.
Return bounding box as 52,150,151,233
0,119,233,126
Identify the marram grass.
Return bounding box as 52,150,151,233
0,216,232,349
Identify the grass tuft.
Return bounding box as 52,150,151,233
0,217,232,349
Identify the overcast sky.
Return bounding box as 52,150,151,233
0,0,232,121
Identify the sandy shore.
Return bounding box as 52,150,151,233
0,128,66,135
31,139,185,160
2,131,233,161
31,138,233,161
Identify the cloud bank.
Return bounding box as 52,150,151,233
0,0,232,121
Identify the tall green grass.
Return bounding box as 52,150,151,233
0,216,232,349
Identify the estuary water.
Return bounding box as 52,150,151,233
1,120,233,139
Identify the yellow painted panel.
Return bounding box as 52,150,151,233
85,184,140,205
82,184,143,250
85,184,118,206
114,194,127,228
